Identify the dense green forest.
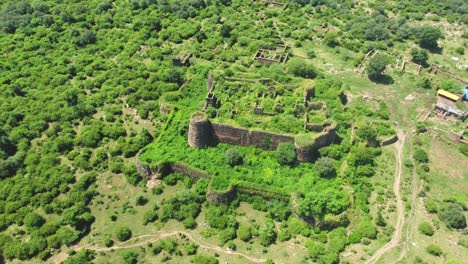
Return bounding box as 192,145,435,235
0,0,466,263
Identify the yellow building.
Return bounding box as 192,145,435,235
437,89,460,102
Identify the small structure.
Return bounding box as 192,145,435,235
253,44,290,64
433,103,467,121
437,89,460,102
206,92,219,108
173,52,193,67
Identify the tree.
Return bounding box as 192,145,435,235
259,220,276,246
276,143,296,166
287,58,318,79
76,30,97,47
116,227,132,241
121,250,138,264
417,26,442,50
323,32,339,47
225,148,242,167
315,157,336,178
366,54,391,81
410,48,429,66
24,212,45,229
418,222,434,236
438,203,466,229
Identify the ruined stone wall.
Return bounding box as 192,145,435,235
136,159,153,179
211,123,250,146
188,112,336,161
206,184,237,205
296,122,337,162
210,123,294,150
168,162,209,182
249,130,294,149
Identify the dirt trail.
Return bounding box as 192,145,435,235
396,138,418,263
365,130,406,264
49,230,266,263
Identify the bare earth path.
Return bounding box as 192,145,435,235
365,130,406,264
49,230,266,263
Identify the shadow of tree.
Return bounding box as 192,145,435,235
369,74,394,85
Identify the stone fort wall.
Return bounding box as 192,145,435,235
188,112,336,162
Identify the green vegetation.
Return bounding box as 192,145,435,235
225,148,242,167
426,244,443,256
275,142,297,166
418,222,435,236
0,0,465,262
438,203,467,229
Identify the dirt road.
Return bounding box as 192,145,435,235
365,130,406,264
49,230,266,263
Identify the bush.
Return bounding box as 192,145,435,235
143,211,158,225
135,195,148,206
237,225,252,242
24,212,45,229
315,157,336,178
414,149,429,163
366,54,391,80
276,143,296,166
426,244,443,256
410,48,429,66
104,238,114,247
418,222,434,236
192,254,218,264
438,203,467,229
287,58,318,79
424,199,438,213
225,148,242,167
259,220,276,246
116,227,132,241
183,217,197,229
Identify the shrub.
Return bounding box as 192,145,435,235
287,58,318,79
418,222,434,236
410,48,429,66
135,194,148,206
366,54,391,80
417,26,442,50
143,211,158,225
104,238,114,247
276,143,296,166
237,225,252,242
183,217,197,229
24,212,45,229
414,149,429,163
192,254,218,264
259,220,277,246
438,203,467,229
424,199,438,213
225,148,242,167
426,244,443,256
116,227,132,241
315,157,336,178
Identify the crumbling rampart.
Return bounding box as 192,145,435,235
188,112,336,162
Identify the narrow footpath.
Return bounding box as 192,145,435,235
365,130,406,264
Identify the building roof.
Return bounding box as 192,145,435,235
437,89,460,101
